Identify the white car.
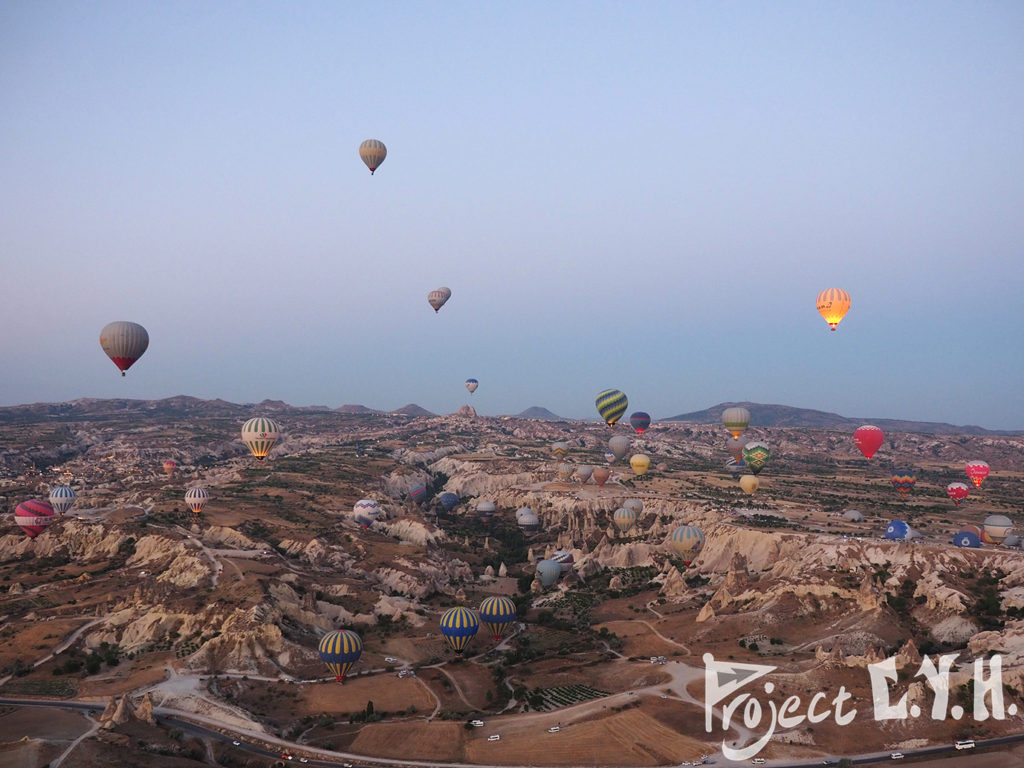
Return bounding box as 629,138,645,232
548,725,560,733
488,734,500,741
231,740,240,746
299,760,309,764
955,740,976,750
470,719,485,727
890,753,904,760
385,657,398,663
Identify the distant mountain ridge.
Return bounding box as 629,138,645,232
664,402,1020,436
514,406,564,421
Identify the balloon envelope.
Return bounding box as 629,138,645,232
726,436,744,461
725,458,745,478
408,484,427,504
966,460,990,488
609,435,631,461
667,525,705,564
629,412,651,434
629,454,651,476
241,417,280,461
954,530,982,548
99,321,149,376
816,288,851,330
184,486,209,516
854,425,884,459
722,407,751,439
741,442,770,475
465,378,478,394
438,492,460,512
479,596,517,640
739,475,759,495
536,559,561,587
595,389,628,426
550,441,570,458
613,507,637,533
428,287,452,312
14,499,56,539
162,460,177,476
983,515,1012,544
592,467,611,487
318,629,363,681
890,470,917,496
575,465,593,484
885,520,911,540
358,139,386,174
946,482,970,507
439,607,479,654
353,499,381,527
48,486,76,516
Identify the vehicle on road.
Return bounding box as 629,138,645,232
488,734,500,741
299,760,309,764
548,725,560,733
955,740,976,750
890,753,904,760
385,657,398,663
470,719,484,727
232,740,240,746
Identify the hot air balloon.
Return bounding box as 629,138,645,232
954,530,982,548
739,475,759,495
624,498,643,515
595,389,628,427
667,525,705,565
946,482,970,507
551,550,575,574
428,287,452,313
438,492,459,512
726,436,744,462
816,288,850,331
741,442,770,475
982,515,1012,544
476,500,496,521
99,321,149,376
885,520,911,540
891,470,916,497
48,486,76,516
962,524,984,539
241,417,280,461
516,507,540,532
465,378,478,394
603,450,615,464
592,466,611,487
535,560,561,587
722,407,751,440
613,507,637,533
318,629,363,681
630,454,650,476
439,606,479,655
479,596,517,640
629,412,651,434
14,499,56,539
550,441,570,459
353,499,381,528
184,486,209,517
162,460,177,476
408,483,427,504
854,425,884,460
556,462,574,482
358,139,386,174
725,458,745,478
609,435,630,460
575,465,593,484
966,460,990,488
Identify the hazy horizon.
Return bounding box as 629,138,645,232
3,2,1022,429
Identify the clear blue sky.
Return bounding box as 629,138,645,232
2,2,1022,428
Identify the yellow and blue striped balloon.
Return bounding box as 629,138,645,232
439,606,479,654
479,596,517,640
359,139,387,174
613,506,637,533
595,389,628,427
318,629,363,681
667,524,705,564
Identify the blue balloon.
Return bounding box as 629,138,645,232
438,492,459,511
954,531,982,548
885,520,910,541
